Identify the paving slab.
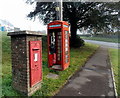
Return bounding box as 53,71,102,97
54,47,115,97
47,73,59,79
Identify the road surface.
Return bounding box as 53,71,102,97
84,40,119,49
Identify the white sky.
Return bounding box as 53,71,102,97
0,0,46,31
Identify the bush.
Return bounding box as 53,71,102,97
70,35,85,48
42,35,47,49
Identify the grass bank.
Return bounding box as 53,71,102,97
2,32,98,96
81,36,119,43
109,49,120,96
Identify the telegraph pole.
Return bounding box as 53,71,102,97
55,0,62,21
60,0,63,21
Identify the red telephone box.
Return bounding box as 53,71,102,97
47,21,70,71
29,41,42,87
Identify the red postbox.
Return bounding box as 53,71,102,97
29,41,42,87
47,21,70,71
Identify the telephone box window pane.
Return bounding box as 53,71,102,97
65,47,68,51
65,39,68,43
66,51,68,55
58,54,60,56
66,35,68,39
65,31,68,34
66,44,68,47
58,47,60,49
58,32,61,35
58,58,60,60
58,43,61,46
66,59,68,63
58,51,61,53
59,36,61,39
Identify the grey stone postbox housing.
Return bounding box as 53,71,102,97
8,30,43,96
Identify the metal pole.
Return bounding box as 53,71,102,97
55,0,62,21
55,0,59,20
60,0,63,21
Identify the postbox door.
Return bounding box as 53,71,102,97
29,41,42,87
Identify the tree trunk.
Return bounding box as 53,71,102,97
70,22,78,42
70,21,85,48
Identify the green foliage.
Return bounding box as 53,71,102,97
27,2,119,29
27,1,120,33
109,49,120,96
2,32,98,96
2,32,11,53
70,36,85,48
27,1,120,48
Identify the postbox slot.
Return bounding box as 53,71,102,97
32,48,39,50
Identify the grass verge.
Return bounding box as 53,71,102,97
81,36,119,43
109,48,120,96
2,32,99,96
0,31,2,97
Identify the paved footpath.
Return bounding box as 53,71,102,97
55,46,115,97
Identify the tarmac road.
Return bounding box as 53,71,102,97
84,40,120,49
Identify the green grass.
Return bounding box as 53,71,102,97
81,36,119,43
2,32,99,96
0,32,2,97
109,49,120,96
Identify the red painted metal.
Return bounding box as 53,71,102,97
29,41,42,87
47,21,70,71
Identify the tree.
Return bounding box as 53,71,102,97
27,1,120,47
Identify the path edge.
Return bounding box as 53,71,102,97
108,52,118,97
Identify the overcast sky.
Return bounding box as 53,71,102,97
0,0,46,31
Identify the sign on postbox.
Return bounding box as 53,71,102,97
47,21,70,71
